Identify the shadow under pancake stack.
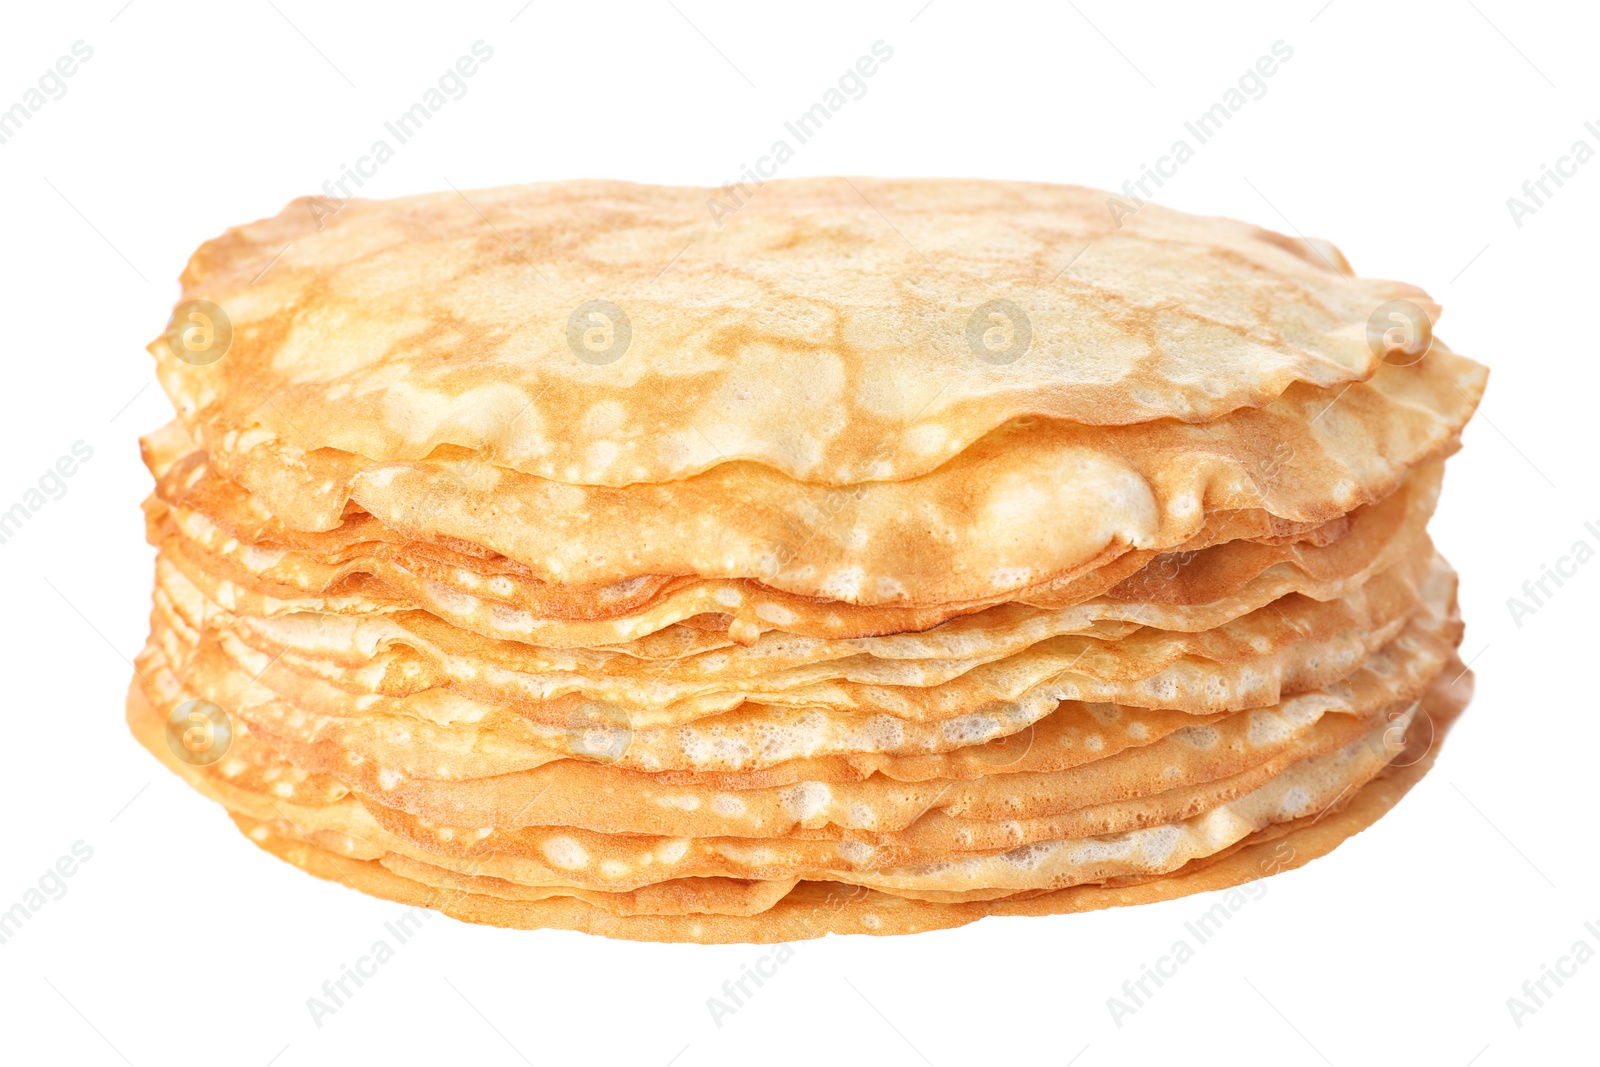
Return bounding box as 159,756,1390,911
129,178,1486,942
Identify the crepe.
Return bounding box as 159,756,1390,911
145,344,1481,607
126,177,1485,942
154,178,1438,488
126,663,1470,936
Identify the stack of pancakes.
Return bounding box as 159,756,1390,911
128,179,1485,942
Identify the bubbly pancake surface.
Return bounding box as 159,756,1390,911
129,177,1484,941
157,178,1442,487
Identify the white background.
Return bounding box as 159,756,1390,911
1,2,1595,1064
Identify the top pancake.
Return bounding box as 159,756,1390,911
153,178,1437,488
